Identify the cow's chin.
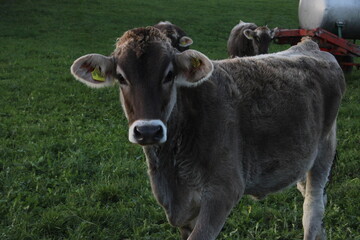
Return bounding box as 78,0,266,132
130,137,167,146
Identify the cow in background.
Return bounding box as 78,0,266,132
154,21,193,52
227,20,277,57
70,27,345,240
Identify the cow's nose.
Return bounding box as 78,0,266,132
129,120,167,145
134,125,163,141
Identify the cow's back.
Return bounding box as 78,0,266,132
216,43,344,139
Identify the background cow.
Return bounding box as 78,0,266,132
227,20,277,57
154,21,193,52
70,27,345,240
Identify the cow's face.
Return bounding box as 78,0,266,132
244,26,277,54
70,27,213,146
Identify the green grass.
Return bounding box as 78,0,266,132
0,0,359,239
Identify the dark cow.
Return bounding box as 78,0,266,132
227,20,277,57
154,21,193,52
70,27,345,240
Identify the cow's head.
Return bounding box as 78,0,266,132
70,27,213,146
244,26,278,54
153,21,193,52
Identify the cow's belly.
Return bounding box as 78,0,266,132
244,148,318,199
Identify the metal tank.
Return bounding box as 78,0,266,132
299,0,360,39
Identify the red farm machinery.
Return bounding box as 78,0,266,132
273,0,360,72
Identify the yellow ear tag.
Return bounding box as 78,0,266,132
91,67,106,82
191,58,202,68
180,39,187,46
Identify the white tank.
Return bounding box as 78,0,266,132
299,0,360,39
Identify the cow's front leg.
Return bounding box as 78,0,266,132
180,226,191,240
179,218,197,240
187,187,241,240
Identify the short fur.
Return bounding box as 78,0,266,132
114,26,171,58
70,27,346,240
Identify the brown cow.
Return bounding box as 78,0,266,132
70,27,345,240
227,20,277,57
154,21,193,52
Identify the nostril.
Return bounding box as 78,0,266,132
134,126,143,140
154,126,163,140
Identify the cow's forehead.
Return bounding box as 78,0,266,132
114,42,174,83
113,27,172,58
111,27,175,80
254,26,271,36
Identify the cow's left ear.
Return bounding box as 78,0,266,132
178,36,193,48
270,27,279,39
70,54,116,88
243,29,255,40
174,50,214,87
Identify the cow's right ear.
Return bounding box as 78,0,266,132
70,54,116,88
178,36,193,48
174,50,213,87
243,29,255,40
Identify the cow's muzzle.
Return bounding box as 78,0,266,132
129,120,167,145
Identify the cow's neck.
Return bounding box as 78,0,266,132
143,85,210,185
142,85,210,214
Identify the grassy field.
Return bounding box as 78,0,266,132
0,0,359,239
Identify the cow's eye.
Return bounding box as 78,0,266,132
163,71,174,84
116,73,128,85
